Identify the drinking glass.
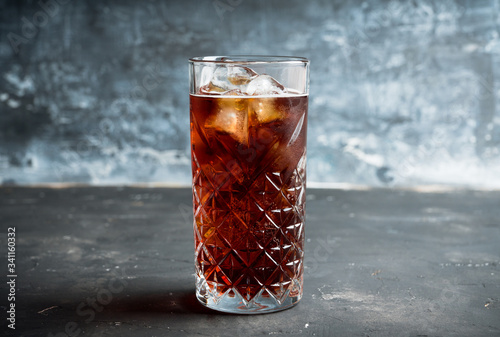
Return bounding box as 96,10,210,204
189,56,309,313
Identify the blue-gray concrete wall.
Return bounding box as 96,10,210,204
1,0,499,187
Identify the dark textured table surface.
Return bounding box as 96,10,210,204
1,186,499,337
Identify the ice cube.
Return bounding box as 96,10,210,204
245,74,285,96
200,82,228,94
227,66,258,85
200,66,215,88
202,66,234,93
205,98,248,144
249,98,284,124
200,66,258,94
223,88,245,96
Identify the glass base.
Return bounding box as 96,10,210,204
195,275,302,314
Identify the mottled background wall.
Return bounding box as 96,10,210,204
1,0,499,187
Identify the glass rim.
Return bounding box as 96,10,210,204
189,55,309,65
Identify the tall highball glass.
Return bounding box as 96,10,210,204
189,56,309,313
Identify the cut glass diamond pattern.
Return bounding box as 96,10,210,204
192,149,306,309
